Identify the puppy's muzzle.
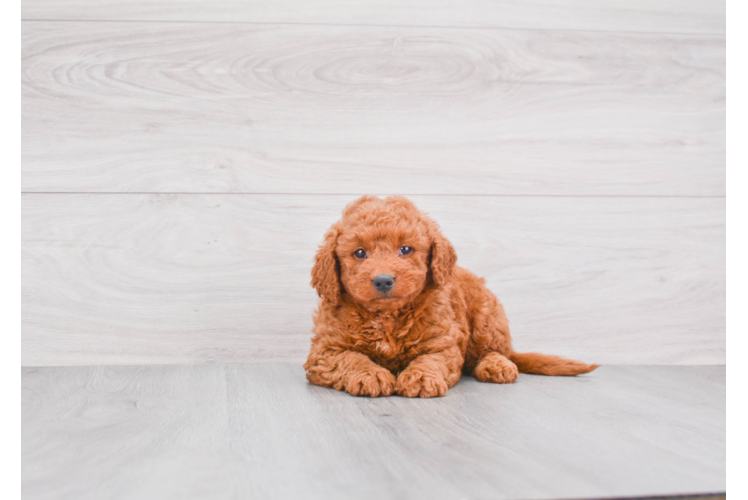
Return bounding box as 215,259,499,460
372,274,395,293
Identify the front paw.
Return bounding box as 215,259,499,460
342,367,396,397
395,367,449,398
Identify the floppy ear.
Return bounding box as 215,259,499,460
424,216,457,287
311,224,342,304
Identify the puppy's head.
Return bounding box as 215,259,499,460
311,195,456,310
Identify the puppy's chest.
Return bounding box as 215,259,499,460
357,319,417,368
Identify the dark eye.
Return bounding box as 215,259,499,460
399,246,413,256
354,249,367,259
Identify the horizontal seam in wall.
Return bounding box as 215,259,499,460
20,192,727,199
20,18,726,38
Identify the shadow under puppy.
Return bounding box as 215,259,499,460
304,195,598,398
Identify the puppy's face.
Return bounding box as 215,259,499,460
312,196,456,311
336,206,431,310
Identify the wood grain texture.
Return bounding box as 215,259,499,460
22,366,233,500
22,22,725,195
727,366,748,498
22,194,725,366
22,365,726,500
21,0,726,34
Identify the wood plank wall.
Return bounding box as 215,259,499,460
21,0,725,366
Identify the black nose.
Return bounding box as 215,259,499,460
372,274,395,293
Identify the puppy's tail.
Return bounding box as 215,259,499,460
509,352,599,376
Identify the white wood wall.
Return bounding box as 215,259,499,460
21,0,725,366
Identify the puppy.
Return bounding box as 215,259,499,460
304,195,598,398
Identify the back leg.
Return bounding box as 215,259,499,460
473,351,518,384
456,269,516,381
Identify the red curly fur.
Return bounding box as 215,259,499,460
304,195,599,398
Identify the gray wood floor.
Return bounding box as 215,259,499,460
727,366,748,498
22,365,725,500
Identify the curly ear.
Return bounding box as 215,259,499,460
311,224,342,304
424,216,457,288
